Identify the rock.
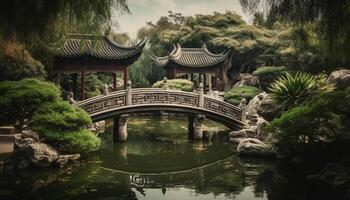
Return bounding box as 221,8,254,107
307,163,349,189
327,69,350,90
17,158,30,169
14,135,58,168
237,138,274,157
55,154,81,168
24,143,58,168
21,130,40,142
246,92,268,116
88,120,106,135
257,94,282,121
14,134,35,151
234,73,260,88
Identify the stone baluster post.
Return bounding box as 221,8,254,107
162,77,168,90
240,98,247,123
125,81,132,106
198,83,204,108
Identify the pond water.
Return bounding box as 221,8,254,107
0,115,292,200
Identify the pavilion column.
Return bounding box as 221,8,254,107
80,68,85,100
123,67,128,89
198,73,202,84
173,66,177,79
204,74,207,92
113,72,117,91
191,73,194,82
215,69,221,91
208,74,212,92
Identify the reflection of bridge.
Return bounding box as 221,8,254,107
76,80,248,142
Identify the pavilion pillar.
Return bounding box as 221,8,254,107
203,73,207,93
208,74,212,93
80,68,85,100
198,73,202,84
113,72,117,91
173,66,177,79
123,67,128,89
216,78,220,91
190,73,194,82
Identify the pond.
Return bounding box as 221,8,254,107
0,115,296,200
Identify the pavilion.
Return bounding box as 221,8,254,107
52,34,147,100
150,44,229,92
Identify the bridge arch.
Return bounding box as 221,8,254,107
75,88,248,130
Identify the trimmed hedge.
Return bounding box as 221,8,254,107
152,79,193,92
31,101,101,153
224,85,260,105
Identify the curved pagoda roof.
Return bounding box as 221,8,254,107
54,34,147,65
151,44,229,68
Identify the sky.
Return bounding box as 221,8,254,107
115,0,251,39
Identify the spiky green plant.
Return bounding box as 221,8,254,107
268,72,316,111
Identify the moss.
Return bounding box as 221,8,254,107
253,66,289,90
253,66,288,76
224,85,260,105
152,79,193,92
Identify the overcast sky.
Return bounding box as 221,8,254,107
115,0,251,39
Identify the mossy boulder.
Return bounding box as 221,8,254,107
253,66,288,90
224,85,260,105
152,79,193,92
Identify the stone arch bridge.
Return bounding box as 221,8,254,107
75,81,248,142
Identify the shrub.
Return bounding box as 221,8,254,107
152,79,193,92
269,87,350,156
0,78,60,129
31,101,100,153
224,85,260,105
268,72,316,111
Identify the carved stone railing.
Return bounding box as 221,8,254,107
75,81,244,124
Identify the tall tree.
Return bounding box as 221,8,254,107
240,0,350,65
0,0,129,46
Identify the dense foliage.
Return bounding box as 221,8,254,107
31,101,100,153
269,87,350,157
152,79,193,92
224,85,260,105
0,41,46,81
132,11,326,89
0,78,60,129
240,0,350,65
269,72,334,111
0,0,129,46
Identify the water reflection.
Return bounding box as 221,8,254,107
0,115,275,200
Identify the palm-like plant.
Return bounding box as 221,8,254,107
268,72,316,111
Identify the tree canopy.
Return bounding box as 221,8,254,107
133,11,326,88
239,0,350,64
0,0,129,46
